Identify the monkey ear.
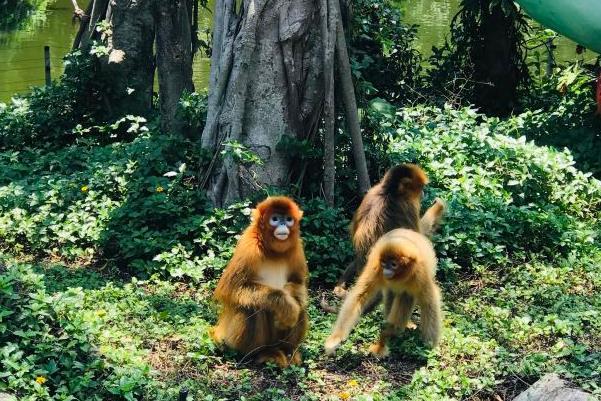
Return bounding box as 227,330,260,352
250,208,260,223
298,209,304,220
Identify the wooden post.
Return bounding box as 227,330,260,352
44,46,51,86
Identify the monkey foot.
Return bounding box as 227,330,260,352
368,342,390,358
324,333,343,355
333,285,348,299
256,350,289,368
209,326,226,347
406,321,417,330
289,351,302,366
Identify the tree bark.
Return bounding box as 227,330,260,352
72,0,195,128
321,0,337,205
201,0,371,206
156,0,195,132
201,0,325,205
104,0,156,117
334,11,371,194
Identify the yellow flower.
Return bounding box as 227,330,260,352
347,379,359,387
338,391,351,400
156,186,164,193
81,185,89,192
35,376,47,384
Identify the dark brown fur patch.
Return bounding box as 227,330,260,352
351,164,426,261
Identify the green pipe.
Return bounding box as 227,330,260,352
515,0,601,53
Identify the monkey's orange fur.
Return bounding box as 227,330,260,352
325,228,442,357
211,196,308,367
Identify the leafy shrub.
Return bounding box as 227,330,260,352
349,0,423,105
0,51,106,150
363,104,600,274
511,63,601,177
300,198,354,284
0,262,148,400
178,91,209,137
0,0,49,31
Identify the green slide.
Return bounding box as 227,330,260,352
515,0,601,53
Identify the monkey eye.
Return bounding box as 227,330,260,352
285,216,294,227
269,215,279,226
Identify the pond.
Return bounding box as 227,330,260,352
0,0,212,102
400,0,598,63
0,0,597,102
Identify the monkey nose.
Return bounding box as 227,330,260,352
274,225,290,241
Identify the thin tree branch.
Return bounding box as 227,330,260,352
321,0,337,205
333,5,370,194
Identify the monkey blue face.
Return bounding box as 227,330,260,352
381,258,399,279
269,213,295,241
380,253,414,280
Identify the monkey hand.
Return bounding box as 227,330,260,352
333,284,348,299
274,294,301,330
324,332,344,355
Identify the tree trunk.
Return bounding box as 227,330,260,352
334,14,370,194
201,0,370,206
104,0,156,117
473,1,520,116
156,0,195,132
72,0,195,128
321,0,337,205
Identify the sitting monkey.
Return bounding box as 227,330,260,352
211,196,308,367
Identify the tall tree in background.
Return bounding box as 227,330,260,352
71,0,196,132
429,0,529,116
200,0,370,206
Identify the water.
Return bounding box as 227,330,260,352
400,0,599,66
0,0,76,101
0,0,598,102
0,0,211,102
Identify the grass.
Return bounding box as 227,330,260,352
0,105,600,400
4,249,599,400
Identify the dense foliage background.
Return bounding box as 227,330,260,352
0,0,600,399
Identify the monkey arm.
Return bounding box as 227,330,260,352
325,275,381,355
215,261,296,313
228,282,298,315
284,281,307,308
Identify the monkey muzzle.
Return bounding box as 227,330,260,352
274,225,290,241
381,260,397,279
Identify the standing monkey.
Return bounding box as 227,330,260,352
325,228,442,357
211,197,308,367
333,164,445,298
